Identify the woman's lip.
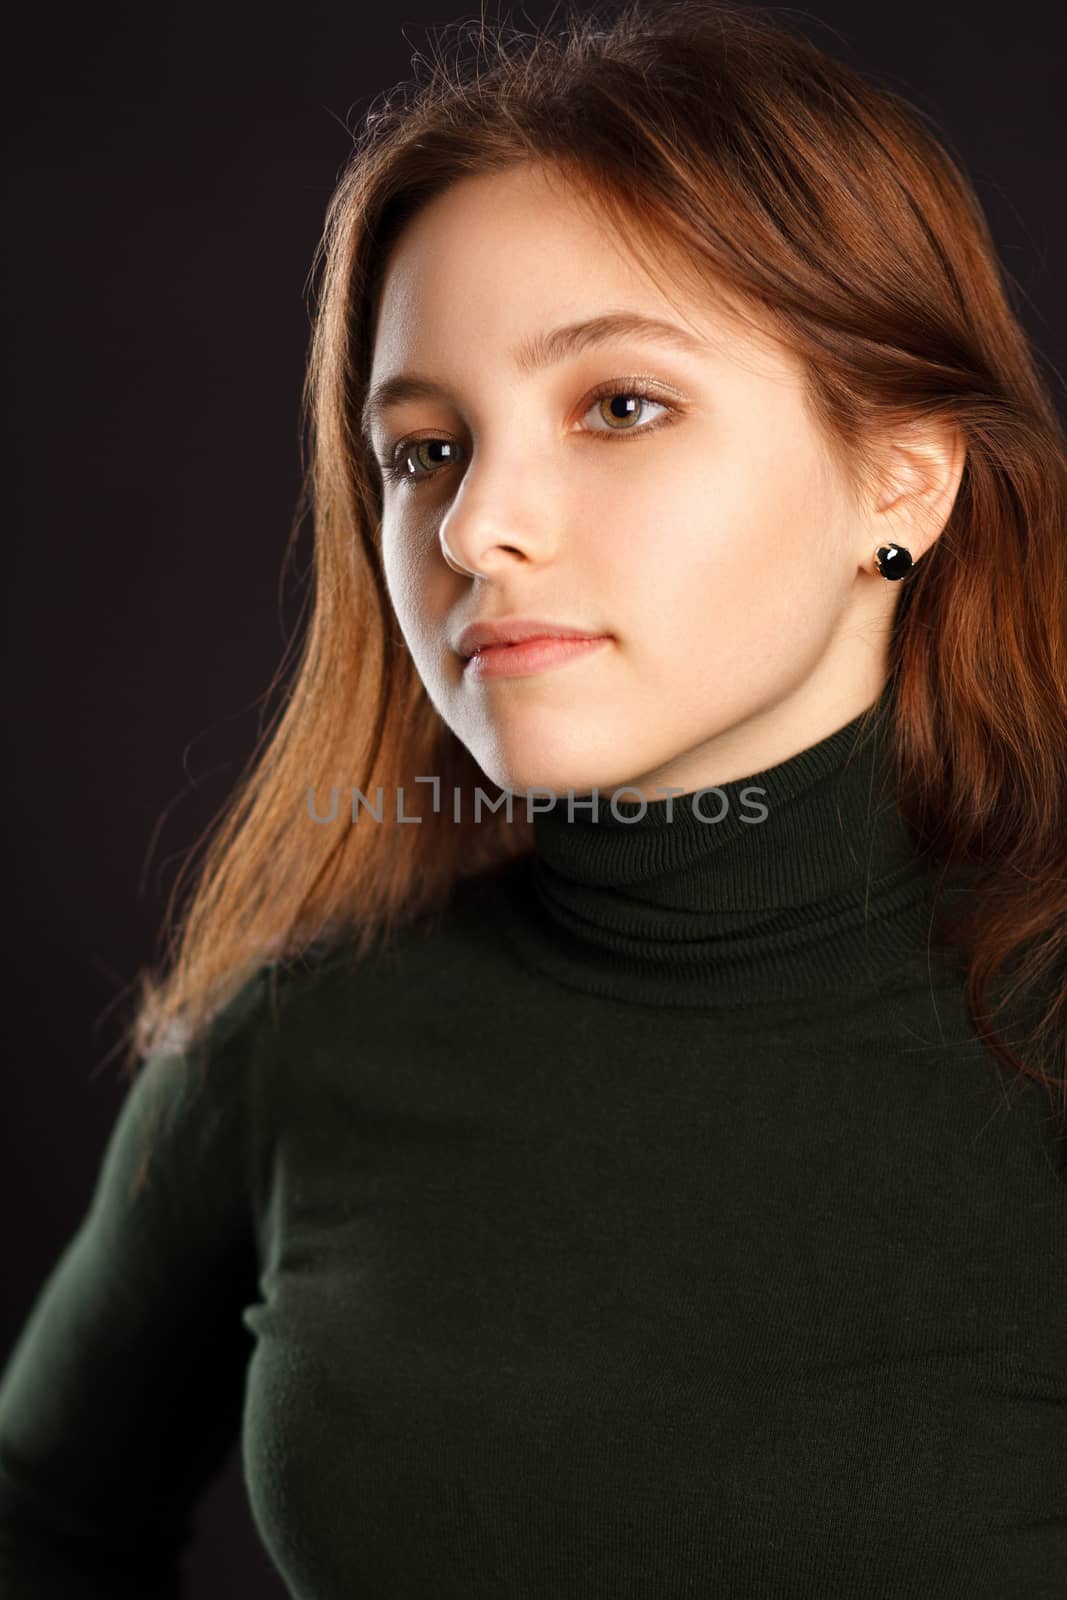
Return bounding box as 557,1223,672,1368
464,634,612,679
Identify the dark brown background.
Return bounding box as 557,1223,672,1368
3,2,1064,1592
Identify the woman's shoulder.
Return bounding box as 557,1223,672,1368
250,856,537,1036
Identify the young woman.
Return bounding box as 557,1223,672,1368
2,2,1065,1595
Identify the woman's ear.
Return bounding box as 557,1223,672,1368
865,420,967,568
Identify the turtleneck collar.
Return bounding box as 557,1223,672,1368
497,681,940,1007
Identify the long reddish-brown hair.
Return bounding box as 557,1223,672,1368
124,0,1067,1141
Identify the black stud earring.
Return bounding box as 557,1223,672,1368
874,544,914,581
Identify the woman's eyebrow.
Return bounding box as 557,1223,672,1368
360,310,708,445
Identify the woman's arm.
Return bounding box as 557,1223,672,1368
0,971,272,1597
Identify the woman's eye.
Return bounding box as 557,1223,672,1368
381,437,462,486
378,382,678,488
582,387,673,436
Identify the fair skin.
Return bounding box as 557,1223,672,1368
366,162,964,801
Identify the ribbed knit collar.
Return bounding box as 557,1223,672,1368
498,680,940,1007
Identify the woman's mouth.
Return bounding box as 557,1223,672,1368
464,634,612,679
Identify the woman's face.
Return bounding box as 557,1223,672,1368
366,162,910,800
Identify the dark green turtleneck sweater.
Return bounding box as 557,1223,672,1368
2,686,1064,1598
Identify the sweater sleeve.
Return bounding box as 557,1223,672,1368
0,968,274,1598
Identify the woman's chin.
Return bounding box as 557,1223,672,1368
473,748,657,806
457,705,672,803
